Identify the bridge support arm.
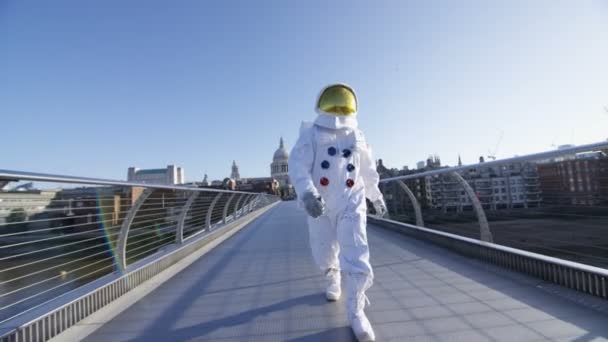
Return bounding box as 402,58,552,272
450,171,493,243
245,194,257,213
223,193,237,224
396,180,424,227
116,188,154,271
206,193,223,230
176,191,200,244
233,194,246,219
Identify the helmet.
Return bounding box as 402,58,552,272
316,84,358,116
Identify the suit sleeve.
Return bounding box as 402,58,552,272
358,131,384,202
288,123,319,199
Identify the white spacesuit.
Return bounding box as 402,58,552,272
288,84,386,342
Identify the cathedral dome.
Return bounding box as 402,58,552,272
273,137,289,161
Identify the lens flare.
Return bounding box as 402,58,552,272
96,191,122,273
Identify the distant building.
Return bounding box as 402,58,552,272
379,154,542,213
376,159,391,178
426,155,442,169
128,165,185,185
538,152,608,206
0,189,59,225
441,160,541,211
48,186,128,233
271,137,290,186
238,177,279,195
231,161,241,180
377,158,437,214
270,137,294,199
1,185,130,234
219,137,294,198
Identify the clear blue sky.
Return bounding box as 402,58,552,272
2,0,607,182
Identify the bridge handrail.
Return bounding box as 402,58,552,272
0,169,256,195
0,170,279,334
376,140,608,249
372,217,608,277
379,140,608,183
371,216,608,300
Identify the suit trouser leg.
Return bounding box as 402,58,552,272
307,214,340,272
336,202,373,317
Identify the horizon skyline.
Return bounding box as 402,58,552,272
2,1,607,182
5,137,608,190
184,136,608,182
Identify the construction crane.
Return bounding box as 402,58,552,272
487,130,504,161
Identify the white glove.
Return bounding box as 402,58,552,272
372,199,387,217
301,191,326,218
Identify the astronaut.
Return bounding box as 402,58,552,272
288,84,386,342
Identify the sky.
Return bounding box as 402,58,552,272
2,0,608,182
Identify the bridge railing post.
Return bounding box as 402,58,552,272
245,194,257,213
253,195,263,211
0,168,285,335
206,193,223,230
239,194,250,216
116,188,154,271
379,173,492,243
449,171,493,243
232,193,246,220
249,195,258,212
176,191,200,244
396,180,424,227
222,193,237,224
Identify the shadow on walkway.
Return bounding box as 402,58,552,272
369,223,608,341
126,294,354,341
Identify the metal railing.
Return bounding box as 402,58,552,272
374,140,608,269
0,170,279,333
370,216,608,300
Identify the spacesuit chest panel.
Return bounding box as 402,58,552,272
312,126,364,206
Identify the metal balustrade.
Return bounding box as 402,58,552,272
1,142,607,341
370,216,608,301
372,140,608,299
0,170,279,341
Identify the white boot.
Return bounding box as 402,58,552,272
350,312,375,342
346,273,375,342
325,268,341,301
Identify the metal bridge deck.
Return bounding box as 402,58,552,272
84,202,608,342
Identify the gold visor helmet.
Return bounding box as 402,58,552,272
317,84,358,116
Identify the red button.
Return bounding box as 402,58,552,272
320,177,329,186
346,179,355,188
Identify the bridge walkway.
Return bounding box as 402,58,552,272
84,202,608,342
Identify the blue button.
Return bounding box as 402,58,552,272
328,147,337,156
321,160,330,169
342,149,352,158
347,164,355,172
